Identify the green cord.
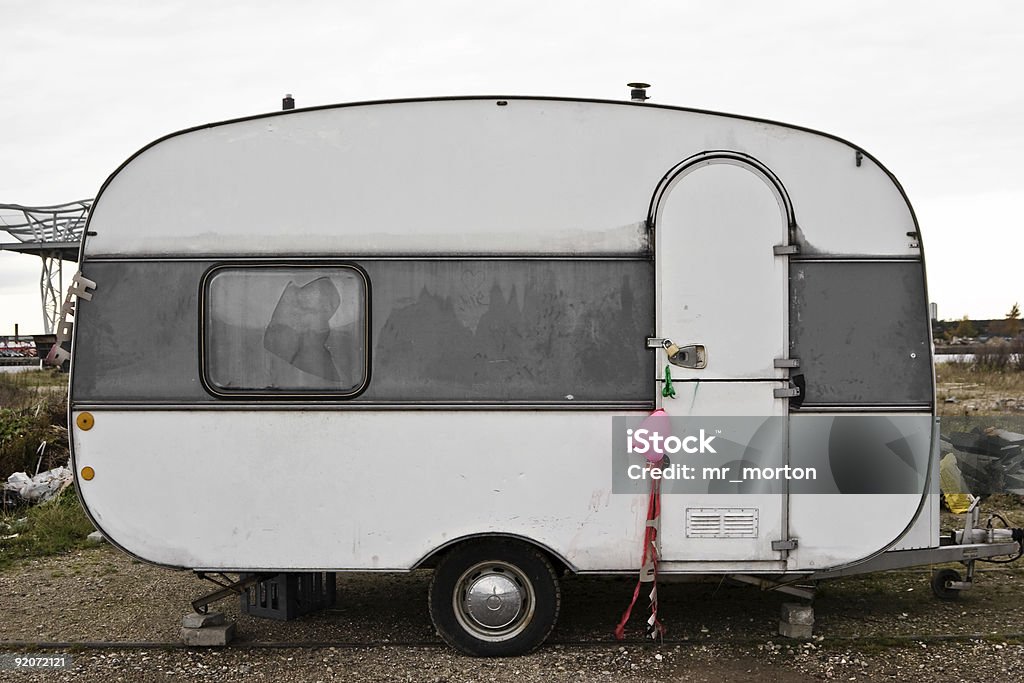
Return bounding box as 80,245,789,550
662,365,676,399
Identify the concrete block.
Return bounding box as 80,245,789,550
182,611,226,629
181,622,236,646
780,602,814,625
778,621,813,640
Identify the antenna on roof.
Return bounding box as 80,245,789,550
627,83,651,102
282,94,295,111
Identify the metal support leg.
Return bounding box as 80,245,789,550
963,558,976,585
191,572,276,614
39,252,63,335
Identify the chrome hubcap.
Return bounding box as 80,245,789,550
453,561,535,641
465,573,522,628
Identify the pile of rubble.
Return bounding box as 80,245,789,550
941,426,1024,497
2,464,73,508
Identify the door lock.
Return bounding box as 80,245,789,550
647,337,707,369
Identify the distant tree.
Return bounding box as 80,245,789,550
954,315,977,338
1007,302,1021,337
992,303,1021,337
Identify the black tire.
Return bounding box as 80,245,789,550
931,568,962,600
429,539,561,656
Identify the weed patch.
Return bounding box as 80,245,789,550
0,487,93,570
0,371,69,481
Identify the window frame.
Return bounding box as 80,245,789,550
198,261,371,400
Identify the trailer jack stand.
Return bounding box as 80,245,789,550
191,572,277,614
931,559,976,601
931,499,984,600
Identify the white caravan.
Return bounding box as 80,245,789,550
67,95,1019,655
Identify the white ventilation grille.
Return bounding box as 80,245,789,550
685,508,759,538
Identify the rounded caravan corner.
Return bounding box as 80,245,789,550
67,445,192,573
195,260,373,402
66,310,181,573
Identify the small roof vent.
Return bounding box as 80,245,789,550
627,82,651,102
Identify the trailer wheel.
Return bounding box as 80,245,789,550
429,539,561,656
931,568,962,600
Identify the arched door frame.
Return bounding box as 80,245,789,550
647,150,797,245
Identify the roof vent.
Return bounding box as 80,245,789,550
627,82,651,102
282,94,295,111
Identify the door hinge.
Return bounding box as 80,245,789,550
772,539,798,551
773,244,800,256
774,386,801,399
774,358,800,369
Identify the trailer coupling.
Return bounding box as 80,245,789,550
931,509,1024,600
809,499,1023,601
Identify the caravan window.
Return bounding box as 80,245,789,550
202,265,369,397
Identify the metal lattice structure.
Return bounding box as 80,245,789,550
0,200,92,334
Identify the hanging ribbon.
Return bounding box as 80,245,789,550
615,409,668,641
614,467,665,641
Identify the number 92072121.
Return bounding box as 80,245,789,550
0,654,72,669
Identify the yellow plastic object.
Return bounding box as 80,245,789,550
939,452,972,514
76,412,95,431
81,466,95,481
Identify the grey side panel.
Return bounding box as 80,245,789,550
361,260,653,402
73,261,207,401
790,261,931,406
73,259,654,404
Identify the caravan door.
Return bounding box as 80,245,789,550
651,154,793,566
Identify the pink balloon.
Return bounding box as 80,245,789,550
638,408,671,463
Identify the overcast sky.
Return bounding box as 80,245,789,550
1,0,1022,335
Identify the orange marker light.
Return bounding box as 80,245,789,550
76,412,94,430
81,466,95,481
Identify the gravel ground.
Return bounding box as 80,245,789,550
3,543,1024,681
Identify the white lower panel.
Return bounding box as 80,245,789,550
787,494,925,570
72,409,928,573
786,412,934,570
73,410,648,571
